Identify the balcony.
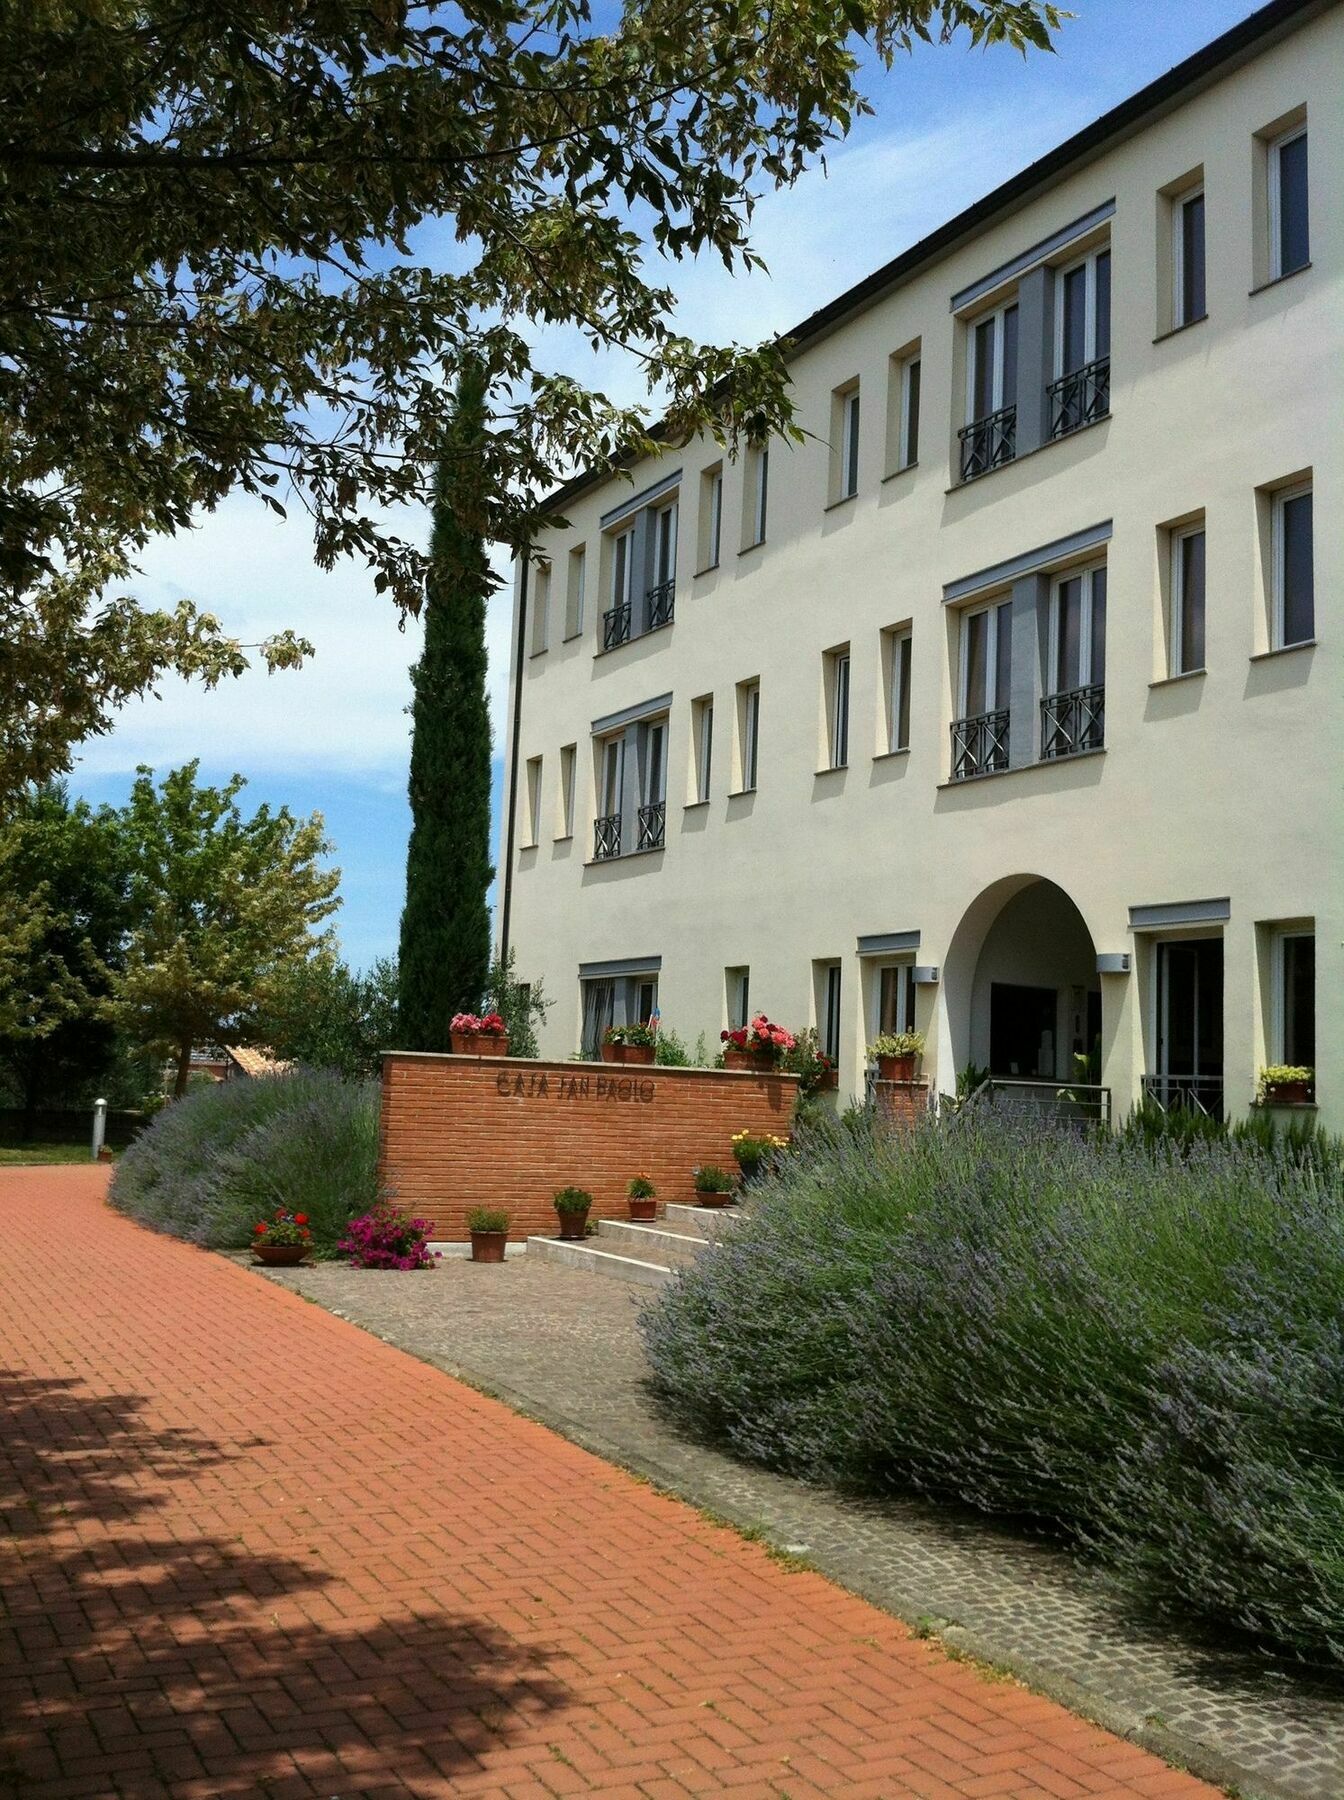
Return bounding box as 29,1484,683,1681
958,404,1016,482
950,707,1010,780
1142,1073,1223,1122
602,600,632,652
1040,683,1104,759
593,813,621,861
637,800,666,850
646,578,675,630
1048,356,1109,440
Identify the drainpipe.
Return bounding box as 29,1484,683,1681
497,548,529,964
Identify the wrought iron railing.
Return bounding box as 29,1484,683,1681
958,403,1016,481
646,578,675,630
637,800,666,850
1048,356,1110,439
972,1077,1112,1128
1040,683,1105,758
1142,1074,1224,1121
950,707,1010,780
602,600,632,651
593,812,621,861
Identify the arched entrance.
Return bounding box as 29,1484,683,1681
938,876,1101,1092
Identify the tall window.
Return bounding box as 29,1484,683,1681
610,527,632,602
1154,937,1224,1118
953,600,1011,778
639,717,667,842
1050,564,1107,695
700,464,723,570
898,356,920,468
828,648,850,769
886,626,912,753
727,967,751,1031
1173,188,1206,327
969,300,1018,424
878,964,916,1037
1171,524,1206,675
738,680,761,791
559,743,576,838
821,964,842,1065
565,545,586,638
653,501,677,587
594,734,624,858
692,695,713,803
581,979,615,1058
746,443,769,546
839,385,861,499
1276,930,1315,1070
525,755,542,845
530,563,550,654
1273,482,1313,647
1057,248,1111,374
1269,124,1309,279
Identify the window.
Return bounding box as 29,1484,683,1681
580,979,615,1058
604,526,634,649
558,743,576,838
1269,124,1309,279
820,963,842,1066
594,735,624,859
1043,565,1106,757
961,300,1017,479
530,563,550,654
1173,188,1206,327
738,680,761,791
1170,524,1206,675
653,501,677,586
898,355,920,469
635,978,659,1027
883,626,912,753
524,756,542,846
565,546,586,638
699,464,723,570
745,443,769,547
1273,483,1313,647
727,967,751,1031
833,383,860,500
878,964,916,1038
691,695,713,803
1275,930,1315,1070
826,647,850,769
638,717,667,849
1152,937,1224,1119
1051,247,1110,437
952,599,1011,778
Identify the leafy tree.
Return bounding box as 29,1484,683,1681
0,1,1058,799
398,367,494,1049
482,949,550,1060
257,954,400,1080
108,763,341,1096
0,785,132,1134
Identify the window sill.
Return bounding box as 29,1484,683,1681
1250,638,1315,663
1152,315,1207,345
693,562,720,578
814,763,848,777
683,799,710,811
528,648,548,660
1149,669,1206,689
823,492,858,515
583,845,666,869
881,462,917,486
937,745,1105,790
1249,262,1311,297
561,630,583,644
872,747,911,762
727,787,757,799
1251,1098,1318,1111
593,617,673,659
737,541,766,558
946,410,1108,496
553,833,574,843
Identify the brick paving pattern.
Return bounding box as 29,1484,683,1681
1,1168,1221,1800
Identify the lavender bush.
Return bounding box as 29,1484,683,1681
639,1106,1344,1660
110,1068,380,1253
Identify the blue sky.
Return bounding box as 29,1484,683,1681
69,1,1263,972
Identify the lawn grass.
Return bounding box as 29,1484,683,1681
0,1143,106,1166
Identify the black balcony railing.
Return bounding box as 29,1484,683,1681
602,599,632,651
1048,356,1110,439
593,812,621,861
1142,1073,1224,1122
958,403,1016,482
647,578,675,630
950,707,1010,780
637,800,666,850
1040,682,1105,759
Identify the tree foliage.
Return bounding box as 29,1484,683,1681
0,0,1059,797
106,762,341,1095
257,954,400,1080
398,367,495,1050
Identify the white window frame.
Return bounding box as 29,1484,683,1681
742,681,760,791
565,545,586,639
888,627,912,752
530,563,550,655
1172,186,1205,328
1054,247,1110,376
829,649,850,768
898,356,920,469
694,697,713,803
1271,480,1313,649
598,734,624,820
1170,524,1206,676
1268,123,1308,281
958,599,1011,716
751,445,769,545
653,501,678,586
1048,561,1107,694
559,743,576,838
875,962,916,1040
641,717,668,809
1272,927,1315,1068
821,963,843,1065
525,756,542,846
728,966,751,1031
966,299,1017,424
840,387,861,498
609,525,633,610
706,468,723,568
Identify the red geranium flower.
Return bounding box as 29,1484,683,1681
294,1213,309,1225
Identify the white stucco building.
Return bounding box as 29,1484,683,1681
500,0,1341,1132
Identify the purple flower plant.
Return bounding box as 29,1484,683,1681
338,1201,440,1269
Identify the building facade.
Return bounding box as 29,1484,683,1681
500,0,1342,1133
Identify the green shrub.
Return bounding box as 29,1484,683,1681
466,1206,509,1233
110,1069,380,1254
553,1185,593,1214
692,1163,735,1193
641,1107,1344,1660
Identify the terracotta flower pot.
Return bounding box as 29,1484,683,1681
557,1209,590,1240
623,1043,656,1065
254,1243,310,1266
694,1190,734,1208
470,1230,507,1263
450,1031,475,1055
600,1043,621,1063
723,1047,774,1072
628,1197,658,1222
1264,1081,1311,1106
877,1053,917,1082
478,1033,509,1057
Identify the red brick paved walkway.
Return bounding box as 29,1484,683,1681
0,1168,1220,1800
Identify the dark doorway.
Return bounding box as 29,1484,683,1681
1155,937,1224,1117
990,983,1057,1078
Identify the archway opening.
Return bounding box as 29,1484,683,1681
969,880,1099,1084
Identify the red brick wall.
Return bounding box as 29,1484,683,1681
378,1053,800,1240
873,1079,931,1127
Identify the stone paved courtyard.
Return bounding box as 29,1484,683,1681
252,1240,1344,1800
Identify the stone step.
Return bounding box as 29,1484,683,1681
662,1201,748,1236
594,1219,705,1264
525,1235,672,1288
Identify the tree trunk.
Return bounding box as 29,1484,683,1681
173,1039,193,1099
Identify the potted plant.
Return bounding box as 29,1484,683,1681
720,1013,796,1071
467,1207,510,1262
782,1025,836,1093
602,1023,658,1064
626,1174,659,1222
450,1011,510,1056
869,1031,925,1082
730,1130,788,1183
1258,1064,1315,1106
691,1164,736,1207
553,1185,593,1240
251,1208,315,1266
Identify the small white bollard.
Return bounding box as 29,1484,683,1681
91,1097,108,1162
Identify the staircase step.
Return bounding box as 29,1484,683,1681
662,1201,747,1236
594,1219,705,1263
525,1235,672,1287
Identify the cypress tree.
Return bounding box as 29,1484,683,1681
397,366,494,1048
